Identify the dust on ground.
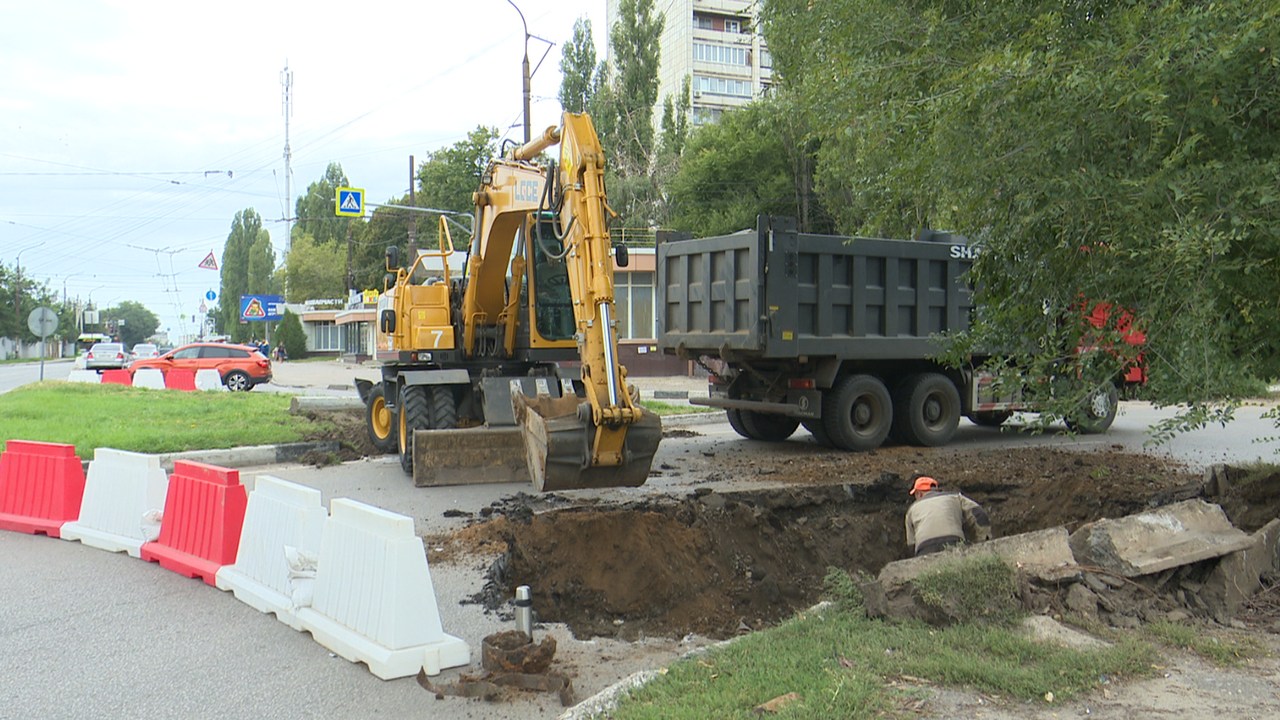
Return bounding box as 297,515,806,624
420,437,1280,642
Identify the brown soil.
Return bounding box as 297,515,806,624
429,444,1280,642
298,409,380,461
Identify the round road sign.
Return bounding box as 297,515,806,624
27,306,59,338
206,290,217,301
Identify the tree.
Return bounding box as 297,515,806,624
668,99,828,237
284,233,346,302
101,301,159,348
762,0,1280,431
602,0,664,174
293,163,352,248
559,17,598,113
0,262,59,346
276,309,308,361
217,209,260,343
416,126,498,214
247,228,276,296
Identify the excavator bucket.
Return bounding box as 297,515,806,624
514,393,663,492
412,428,531,487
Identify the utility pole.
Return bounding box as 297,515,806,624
281,64,294,258
408,155,418,257
14,241,45,330
345,224,354,292
506,1,553,144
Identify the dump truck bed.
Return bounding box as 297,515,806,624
658,216,976,361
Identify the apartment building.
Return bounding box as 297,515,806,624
606,0,772,127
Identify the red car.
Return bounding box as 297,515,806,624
129,342,273,391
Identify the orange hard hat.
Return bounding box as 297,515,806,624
910,476,938,496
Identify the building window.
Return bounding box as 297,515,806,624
692,107,724,126
614,271,655,340
693,75,754,98
310,320,342,351
725,19,741,33
693,13,713,30
693,42,748,66
760,48,773,69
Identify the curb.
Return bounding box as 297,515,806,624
152,441,342,471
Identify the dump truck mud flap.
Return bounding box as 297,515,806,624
514,394,663,492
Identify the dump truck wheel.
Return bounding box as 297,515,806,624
741,411,799,442
801,418,833,447
892,373,960,447
365,384,397,453
398,385,430,474
726,409,752,439
823,374,892,451
969,410,1012,427
1066,383,1118,435
429,386,457,429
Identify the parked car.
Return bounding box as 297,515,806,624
128,342,273,391
130,343,160,362
84,342,128,371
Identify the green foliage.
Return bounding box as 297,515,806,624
415,126,498,215
217,208,261,342
611,604,1155,718
277,309,308,360
284,233,346,303
0,261,62,343
559,17,597,113
247,229,277,297
100,301,159,348
1144,621,1262,666
603,0,664,174
668,100,813,237
822,567,868,616
911,554,1023,625
762,0,1280,425
0,382,311,459
292,162,353,248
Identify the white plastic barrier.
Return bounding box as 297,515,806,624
66,370,101,384
132,368,166,390
215,476,327,630
297,499,470,679
195,369,226,391
61,448,168,557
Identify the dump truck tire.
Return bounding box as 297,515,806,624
1066,383,1119,435
802,418,833,447
892,373,961,447
823,374,892,451
969,410,1012,427
741,411,799,442
726,409,751,439
398,385,430,474
366,384,397,453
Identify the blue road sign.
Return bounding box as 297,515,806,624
206,290,217,301
336,187,365,217
240,294,285,322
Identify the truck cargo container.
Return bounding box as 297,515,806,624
657,215,1122,450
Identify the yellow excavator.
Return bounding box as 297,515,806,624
355,112,662,491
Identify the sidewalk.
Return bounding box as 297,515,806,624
267,359,710,400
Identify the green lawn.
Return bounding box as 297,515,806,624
0,382,313,458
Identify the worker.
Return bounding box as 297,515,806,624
904,475,991,556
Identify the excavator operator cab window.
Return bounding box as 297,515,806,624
529,217,575,341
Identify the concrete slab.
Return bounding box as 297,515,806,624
1069,499,1253,578
1202,518,1280,620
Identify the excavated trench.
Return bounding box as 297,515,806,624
437,446,1280,641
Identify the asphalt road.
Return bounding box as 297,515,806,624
1,361,1278,719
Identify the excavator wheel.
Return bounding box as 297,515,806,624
398,385,431,475
365,384,398,454
429,386,457,429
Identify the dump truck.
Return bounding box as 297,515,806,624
657,215,1131,450
356,112,661,491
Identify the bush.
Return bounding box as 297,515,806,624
277,309,308,360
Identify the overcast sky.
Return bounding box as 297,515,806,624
1,0,606,341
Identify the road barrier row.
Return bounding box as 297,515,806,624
0,438,468,679
60,368,227,391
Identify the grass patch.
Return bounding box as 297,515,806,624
1143,620,1263,666
639,399,719,416
912,554,1024,626
0,382,312,458
610,602,1156,719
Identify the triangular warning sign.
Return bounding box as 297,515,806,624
242,298,267,319
199,252,219,270
340,192,360,212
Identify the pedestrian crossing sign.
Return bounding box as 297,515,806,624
336,187,365,217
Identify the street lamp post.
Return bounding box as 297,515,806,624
505,0,553,144
14,241,46,330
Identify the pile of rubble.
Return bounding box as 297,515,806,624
864,464,1280,629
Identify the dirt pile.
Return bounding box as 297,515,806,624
423,447,1280,641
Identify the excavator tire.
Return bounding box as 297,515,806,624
429,386,457,429
514,393,662,492
365,384,398,453
398,385,430,475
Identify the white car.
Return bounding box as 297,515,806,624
85,342,128,371
131,343,160,362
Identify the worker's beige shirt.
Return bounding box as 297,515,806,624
905,490,991,554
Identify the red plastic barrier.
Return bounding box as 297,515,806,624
140,460,247,585
0,440,86,537
101,370,133,386
164,369,197,391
